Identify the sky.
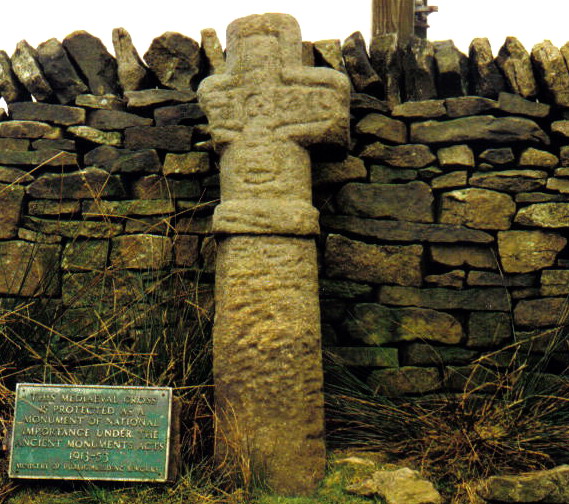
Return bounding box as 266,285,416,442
0,0,567,60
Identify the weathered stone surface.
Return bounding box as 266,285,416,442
62,31,119,95
124,126,193,152
173,234,199,267
302,42,315,67
0,184,24,239
498,92,549,118
0,50,29,103
328,347,398,367
313,156,366,186
336,182,433,223
360,142,435,168
410,116,549,145
62,240,109,271
37,38,88,104
380,286,510,311
541,270,569,296
551,121,569,140
356,114,406,144
144,32,201,90
515,203,569,227
345,303,462,345
325,234,422,286
0,138,29,151
532,40,569,107
437,144,474,167
18,228,62,244
547,177,569,193
434,40,468,98
108,149,161,174
368,367,441,396
314,39,347,74
470,170,548,192
75,94,124,110
405,344,478,366
431,245,497,269
370,165,417,183
403,37,437,101
201,28,225,75
392,99,445,118
163,151,210,176
444,96,497,117
498,230,567,273
0,120,61,139
131,175,200,200
0,240,60,296
110,234,172,269
11,40,54,102
67,126,121,146
87,109,152,130
0,167,34,184
479,148,515,166
124,89,197,108
25,217,122,238
342,31,380,93
83,199,174,218
468,270,536,288
478,465,569,504
519,147,559,168
9,102,85,125
0,149,76,167
496,37,538,98
468,38,505,98
468,312,512,348
514,297,567,327
27,168,125,199
28,200,80,216
431,171,467,189
112,27,150,92
369,33,402,108
154,103,205,126
321,214,493,243
439,188,516,230
425,270,465,288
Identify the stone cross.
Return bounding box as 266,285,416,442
198,13,349,495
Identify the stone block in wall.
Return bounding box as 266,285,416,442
404,343,478,366
33,138,76,151
350,93,390,115
392,99,446,119
67,126,122,146
124,89,197,109
200,235,216,273
27,168,125,199
28,200,80,216
9,102,85,126
0,166,34,184
112,27,151,92
302,42,315,67
368,367,441,396
370,165,417,184
479,148,515,166
0,120,61,139
75,94,125,111
430,171,467,189
467,312,512,348
360,142,435,168
531,40,569,107
496,37,538,98
466,271,536,287
314,39,347,75
110,234,173,270
63,31,119,96
514,297,567,327
0,50,30,103
439,188,516,230
336,181,433,223
369,33,402,108
470,170,548,193
62,240,109,271
124,216,173,235
355,114,407,144
547,178,569,193
468,38,505,98
201,28,226,75
0,149,76,167
430,244,498,269
518,147,558,168
37,38,88,104
498,230,567,273
173,235,199,267
18,229,61,244
433,40,468,98
444,96,497,118
541,270,569,296
124,126,194,152
324,234,423,287
82,199,175,218
379,286,510,311
87,110,153,130
319,279,373,300
0,240,60,296
163,152,210,176
515,202,569,227
110,149,161,174
410,116,550,145
327,347,398,367
0,183,24,239
437,145,474,168
175,216,212,234
24,216,123,238
403,37,437,102
342,31,381,94
515,192,569,203
424,270,465,288
131,175,201,200
320,214,493,244
345,303,462,345
11,40,54,102
313,156,366,186
154,103,205,126
497,92,550,118
0,138,29,151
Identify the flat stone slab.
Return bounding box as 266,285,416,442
9,102,85,125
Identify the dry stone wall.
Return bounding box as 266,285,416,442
0,26,567,395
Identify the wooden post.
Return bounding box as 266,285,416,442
372,0,415,40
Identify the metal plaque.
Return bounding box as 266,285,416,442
8,383,172,482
